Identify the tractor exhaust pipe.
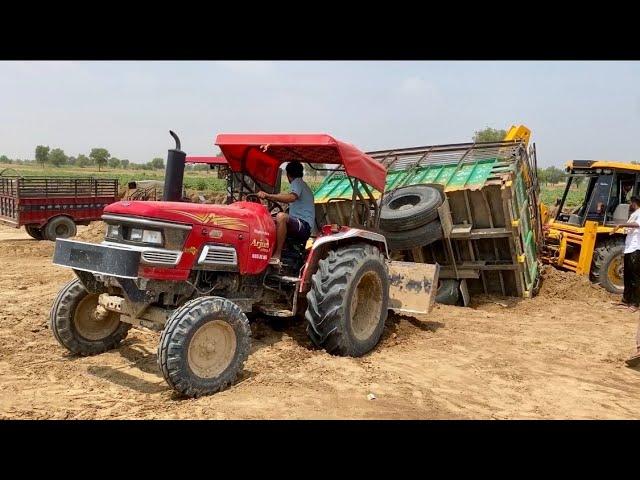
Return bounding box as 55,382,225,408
163,130,186,202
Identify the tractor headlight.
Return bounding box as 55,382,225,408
106,224,120,239
128,228,162,245
142,230,163,245
130,228,143,241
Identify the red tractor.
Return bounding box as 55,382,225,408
50,132,439,397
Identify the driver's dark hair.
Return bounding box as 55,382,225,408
631,196,640,206
286,161,304,179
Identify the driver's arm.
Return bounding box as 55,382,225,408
258,191,298,204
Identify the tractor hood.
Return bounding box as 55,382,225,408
104,200,269,233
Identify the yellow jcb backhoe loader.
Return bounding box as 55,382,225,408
540,160,640,294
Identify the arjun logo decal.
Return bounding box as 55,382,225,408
167,210,248,231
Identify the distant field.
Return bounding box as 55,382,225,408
0,163,227,191
539,183,586,208
0,163,583,205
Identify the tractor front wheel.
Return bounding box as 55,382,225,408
158,297,251,398
591,240,625,294
50,278,131,355
305,243,389,357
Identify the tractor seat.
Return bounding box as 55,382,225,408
612,203,630,222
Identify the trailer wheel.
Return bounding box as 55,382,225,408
591,240,625,294
25,225,45,240
380,185,443,232
50,278,130,356
305,243,389,357
435,279,460,305
45,216,77,241
158,297,251,398
383,219,443,251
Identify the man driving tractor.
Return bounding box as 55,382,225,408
257,160,315,266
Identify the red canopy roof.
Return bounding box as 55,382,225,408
214,134,387,191
185,156,228,165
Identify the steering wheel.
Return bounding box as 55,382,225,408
245,193,262,203
268,201,284,216
244,193,284,215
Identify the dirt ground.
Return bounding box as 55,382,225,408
0,222,639,419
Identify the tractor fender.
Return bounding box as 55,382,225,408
299,228,388,293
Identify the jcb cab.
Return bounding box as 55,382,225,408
49,132,439,398
542,160,640,293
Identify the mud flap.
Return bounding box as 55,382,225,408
387,261,439,314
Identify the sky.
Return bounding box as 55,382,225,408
1,61,639,167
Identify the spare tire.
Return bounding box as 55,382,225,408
383,219,443,251
380,185,444,232
435,279,460,305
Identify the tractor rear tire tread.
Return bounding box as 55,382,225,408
305,243,389,357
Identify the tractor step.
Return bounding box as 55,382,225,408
255,305,295,317
266,274,300,284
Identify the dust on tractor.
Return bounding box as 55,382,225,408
49,131,439,398
541,160,640,294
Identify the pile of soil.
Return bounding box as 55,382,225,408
538,264,615,302
76,222,106,243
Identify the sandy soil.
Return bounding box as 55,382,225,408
0,222,639,419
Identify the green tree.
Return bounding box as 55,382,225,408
89,148,110,172
77,154,91,168
120,159,130,169
67,156,77,166
544,166,566,185
48,148,68,167
35,145,50,169
537,168,547,185
150,157,165,170
473,127,507,143
0,155,10,164
108,157,121,169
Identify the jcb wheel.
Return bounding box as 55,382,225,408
591,240,625,294
50,278,130,355
158,297,251,398
305,243,389,357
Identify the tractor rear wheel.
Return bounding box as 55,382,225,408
591,239,625,294
158,297,251,398
25,225,45,240
50,278,131,355
305,243,389,357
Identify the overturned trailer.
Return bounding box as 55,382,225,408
314,134,542,301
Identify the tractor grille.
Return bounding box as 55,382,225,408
198,244,237,266
140,249,182,265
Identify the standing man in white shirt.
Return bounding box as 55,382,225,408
612,196,640,312
611,196,640,366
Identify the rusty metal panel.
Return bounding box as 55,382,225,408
388,261,439,314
